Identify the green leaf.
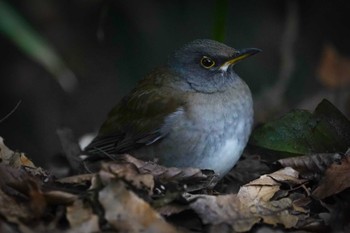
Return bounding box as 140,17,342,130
250,99,350,154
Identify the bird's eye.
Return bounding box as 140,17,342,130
200,56,215,69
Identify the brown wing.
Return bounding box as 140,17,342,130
85,67,185,157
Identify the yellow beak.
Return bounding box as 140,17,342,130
220,48,261,71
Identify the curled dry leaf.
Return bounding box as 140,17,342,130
188,193,260,232
56,173,95,184
312,155,350,199
155,203,189,217
0,137,48,178
43,190,77,205
66,199,100,233
0,137,35,168
0,187,33,223
98,179,179,233
266,166,307,185
0,165,46,222
100,162,154,195
119,154,218,190
278,153,342,176
0,137,17,164
188,167,308,232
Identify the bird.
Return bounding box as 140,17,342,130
84,39,260,178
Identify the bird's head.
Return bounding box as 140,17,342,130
168,39,260,93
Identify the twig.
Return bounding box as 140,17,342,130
0,100,22,123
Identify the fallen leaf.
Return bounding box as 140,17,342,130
188,193,260,232
0,137,35,168
66,199,100,233
98,179,179,233
312,154,350,199
188,167,308,232
0,188,32,223
27,180,47,217
155,203,189,216
56,173,94,184
120,154,218,190
278,153,342,176
43,190,77,205
0,137,16,164
239,167,305,203
267,166,305,185
100,162,155,195
0,165,45,222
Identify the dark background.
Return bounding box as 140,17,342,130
0,0,349,167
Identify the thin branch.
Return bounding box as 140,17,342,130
0,100,22,124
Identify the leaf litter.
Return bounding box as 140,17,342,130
0,99,349,232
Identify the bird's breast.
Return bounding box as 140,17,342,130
162,84,253,177
134,81,254,178
184,83,253,130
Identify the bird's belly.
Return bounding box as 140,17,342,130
135,116,251,178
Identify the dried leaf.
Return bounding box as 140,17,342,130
188,167,308,232
66,199,100,233
0,137,16,164
100,162,154,195
155,203,189,216
278,153,342,175
267,166,305,184
27,181,47,217
22,166,49,178
43,190,77,205
56,173,94,184
239,167,305,204
312,155,350,199
0,137,35,168
0,165,46,222
0,165,34,194
0,188,32,223
189,193,260,232
98,180,178,233
120,154,218,190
